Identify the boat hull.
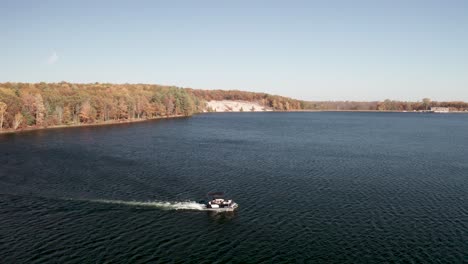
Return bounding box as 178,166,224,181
201,202,238,212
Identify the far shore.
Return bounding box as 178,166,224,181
287,110,468,113
204,109,468,113
0,115,187,135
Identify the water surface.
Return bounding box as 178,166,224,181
1,112,467,263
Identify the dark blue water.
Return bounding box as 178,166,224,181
1,112,467,263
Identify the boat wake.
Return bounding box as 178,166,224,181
87,199,206,211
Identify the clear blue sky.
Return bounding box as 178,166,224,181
1,0,468,101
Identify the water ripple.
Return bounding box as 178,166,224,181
1,113,467,263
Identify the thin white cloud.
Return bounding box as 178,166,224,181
47,51,59,65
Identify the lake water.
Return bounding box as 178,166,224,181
1,112,467,263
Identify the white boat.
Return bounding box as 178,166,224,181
200,192,238,211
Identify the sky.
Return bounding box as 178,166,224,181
1,0,468,101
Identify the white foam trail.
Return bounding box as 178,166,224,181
88,199,206,211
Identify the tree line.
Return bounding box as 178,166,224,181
303,98,468,111
0,82,203,130
1,82,467,131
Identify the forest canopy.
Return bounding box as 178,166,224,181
0,82,202,130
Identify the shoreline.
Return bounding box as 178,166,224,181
289,110,468,113
204,109,468,113
2,110,467,135
0,115,187,135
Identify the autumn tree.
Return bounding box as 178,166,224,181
422,98,431,110
63,106,72,124
13,112,23,129
0,102,7,130
54,105,63,124
35,94,45,126
164,96,174,116
117,98,128,119
79,100,92,123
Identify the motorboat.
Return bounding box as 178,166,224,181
200,192,238,211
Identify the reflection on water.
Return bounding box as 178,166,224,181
207,210,238,223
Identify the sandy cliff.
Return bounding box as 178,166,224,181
206,100,272,112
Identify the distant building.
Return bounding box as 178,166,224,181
431,107,449,113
